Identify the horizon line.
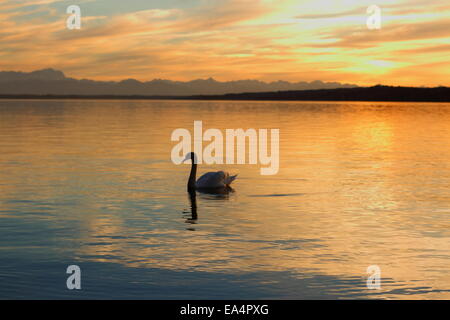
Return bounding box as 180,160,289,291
1,85,449,103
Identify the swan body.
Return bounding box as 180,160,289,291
196,171,237,189
183,152,237,191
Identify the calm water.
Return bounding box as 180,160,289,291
0,99,449,299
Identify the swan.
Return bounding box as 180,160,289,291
182,152,237,192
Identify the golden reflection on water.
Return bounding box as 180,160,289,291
0,100,449,299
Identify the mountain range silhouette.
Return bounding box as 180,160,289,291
0,68,357,96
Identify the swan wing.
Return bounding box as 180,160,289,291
224,174,238,185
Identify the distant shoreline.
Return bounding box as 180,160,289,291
1,86,449,103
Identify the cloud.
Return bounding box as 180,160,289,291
382,61,450,86
0,0,449,86
163,0,271,32
296,7,365,20
313,19,450,48
395,44,450,55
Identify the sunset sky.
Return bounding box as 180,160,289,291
1,0,449,86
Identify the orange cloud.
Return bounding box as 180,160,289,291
0,0,449,86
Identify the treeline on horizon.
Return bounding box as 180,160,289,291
1,85,449,102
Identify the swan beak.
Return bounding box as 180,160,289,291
182,155,190,163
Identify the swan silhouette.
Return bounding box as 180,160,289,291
182,152,237,192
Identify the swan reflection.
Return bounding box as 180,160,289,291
183,187,234,229
185,190,198,224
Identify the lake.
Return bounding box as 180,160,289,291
0,99,449,299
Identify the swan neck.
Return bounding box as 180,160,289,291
187,161,197,191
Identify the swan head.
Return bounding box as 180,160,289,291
182,152,197,164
